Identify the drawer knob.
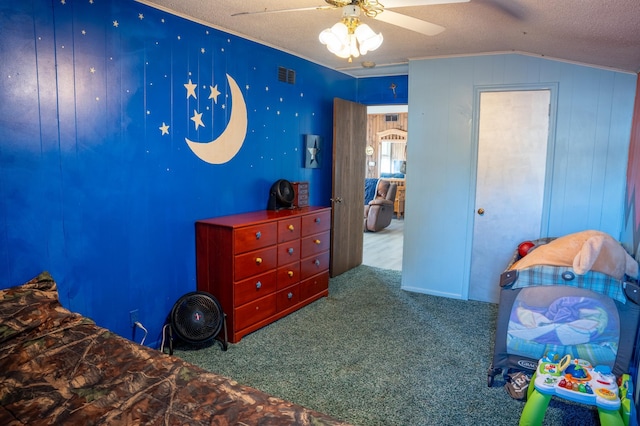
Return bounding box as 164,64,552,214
288,270,294,277
314,239,321,245
315,218,320,223
255,231,261,239
288,224,295,231
288,247,294,255
287,292,293,299
255,257,263,265
256,281,262,289
314,259,320,266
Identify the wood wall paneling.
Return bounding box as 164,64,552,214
366,113,408,178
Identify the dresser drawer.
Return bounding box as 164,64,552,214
235,293,277,331
297,185,309,197
276,285,301,312
277,217,301,243
234,222,277,254
277,241,300,265
277,262,300,290
300,231,330,258
300,251,330,280
235,270,277,307
300,271,329,301
301,209,331,237
234,246,277,281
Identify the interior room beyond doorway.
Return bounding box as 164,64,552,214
362,104,407,271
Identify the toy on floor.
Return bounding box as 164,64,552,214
519,353,633,426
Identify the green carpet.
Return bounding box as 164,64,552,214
175,265,598,425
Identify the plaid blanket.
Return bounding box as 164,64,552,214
510,265,627,303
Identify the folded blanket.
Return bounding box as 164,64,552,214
511,230,638,280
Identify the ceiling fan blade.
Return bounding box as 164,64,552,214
382,0,469,8
374,10,445,36
232,5,334,17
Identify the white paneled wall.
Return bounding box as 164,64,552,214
402,53,637,299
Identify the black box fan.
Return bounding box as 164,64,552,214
267,179,295,210
162,291,228,354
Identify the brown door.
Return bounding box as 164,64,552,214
330,98,367,277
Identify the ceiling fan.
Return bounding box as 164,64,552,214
233,0,470,37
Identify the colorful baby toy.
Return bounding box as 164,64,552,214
519,354,633,426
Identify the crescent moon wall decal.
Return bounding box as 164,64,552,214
185,74,248,164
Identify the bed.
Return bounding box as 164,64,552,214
0,272,350,425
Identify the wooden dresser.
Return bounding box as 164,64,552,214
195,206,331,343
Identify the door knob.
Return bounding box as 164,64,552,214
330,197,343,203
477,208,485,215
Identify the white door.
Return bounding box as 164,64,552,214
469,90,551,303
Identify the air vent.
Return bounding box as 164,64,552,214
385,114,398,122
278,66,296,84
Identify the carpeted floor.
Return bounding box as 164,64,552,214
175,265,598,425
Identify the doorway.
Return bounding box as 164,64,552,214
469,89,553,303
362,104,407,271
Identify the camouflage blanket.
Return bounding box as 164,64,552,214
0,272,350,426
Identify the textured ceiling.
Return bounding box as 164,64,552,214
136,0,640,77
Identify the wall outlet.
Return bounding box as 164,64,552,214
129,309,139,327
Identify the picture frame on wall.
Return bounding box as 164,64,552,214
304,134,321,168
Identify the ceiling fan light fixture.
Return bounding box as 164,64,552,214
319,23,347,50
319,4,383,62
331,43,352,59
348,34,361,58
354,23,383,54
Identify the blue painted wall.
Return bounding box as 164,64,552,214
0,0,370,345
356,75,409,105
403,54,637,300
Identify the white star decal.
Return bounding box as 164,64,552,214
113,20,119,28
307,140,320,165
190,110,204,130
209,85,220,103
184,79,197,99
159,122,170,135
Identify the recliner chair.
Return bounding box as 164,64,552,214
364,179,397,232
